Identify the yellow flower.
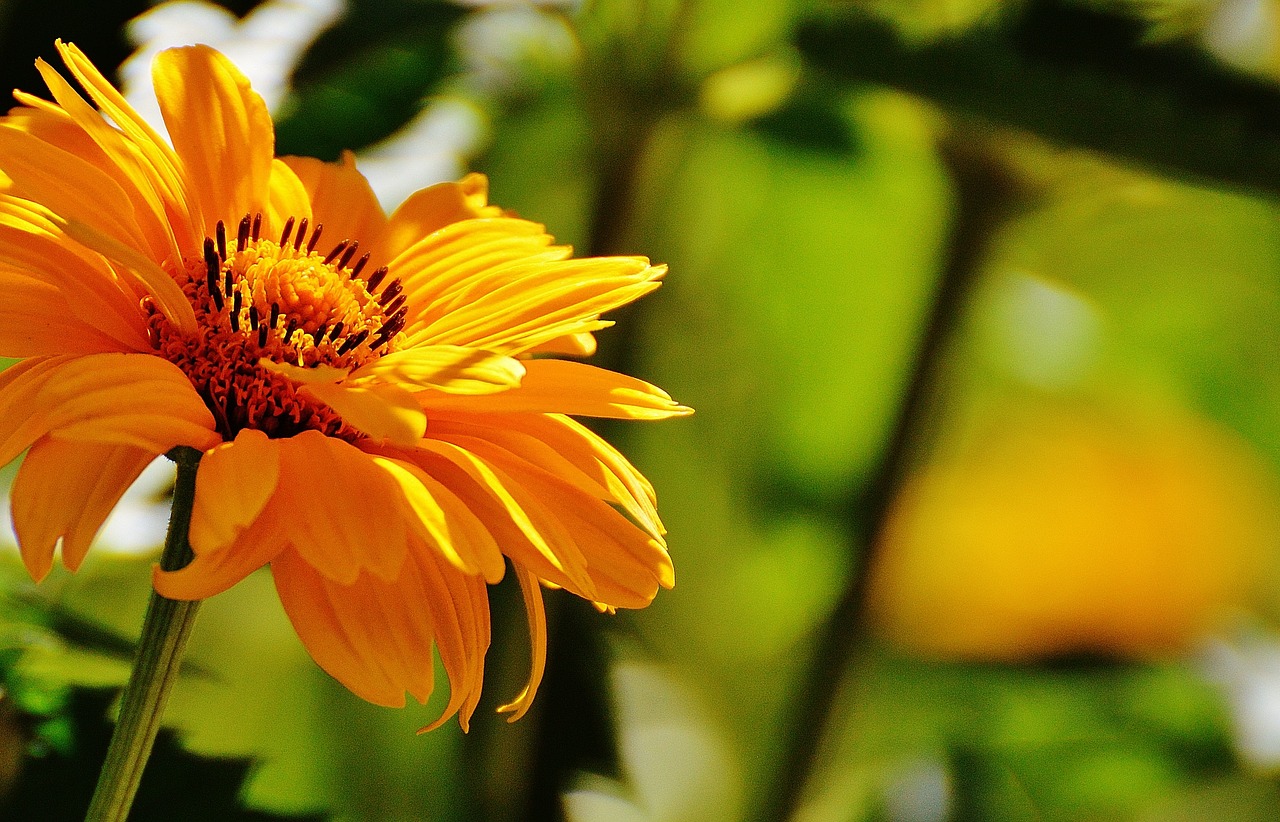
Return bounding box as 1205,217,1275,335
0,42,688,730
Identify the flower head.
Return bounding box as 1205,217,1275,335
0,42,687,729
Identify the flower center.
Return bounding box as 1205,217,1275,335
149,214,409,441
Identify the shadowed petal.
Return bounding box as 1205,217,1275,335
189,428,281,555
496,562,547,723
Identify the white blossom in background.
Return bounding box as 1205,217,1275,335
1,457,174,557
122,0,344,123
121,0,484,210
1201,633,1280,770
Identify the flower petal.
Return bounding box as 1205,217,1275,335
496,562,547,722
414,542,491,732
368,454,505,582
0,354,219,469
273,431,409,584
11,437,157,580
283,152,386,263
267,159,311,236
153,506,285,600
152,45,273,231
382,172,502,260
350,345,524,395
0,268,128,357
405,258,664,355
300,381,426,445
411,439,598,600
188,429,280,555
272,547,436,708
417,359,693,420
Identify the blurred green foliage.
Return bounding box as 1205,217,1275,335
4,0,1280,820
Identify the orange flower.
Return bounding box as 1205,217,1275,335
0,42,687,729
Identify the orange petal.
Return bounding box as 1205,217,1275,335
188,429,280,555
417,359,692,420
426,412,663,538
53,40,202,248
272,547,436,708
299,381,426,445
452,437,672,608
0,268,129,357
0,354,219,469
34,58,183,264
152,45,273,231
369,453,506,582
11,437,157,580
349,345,524,395
412,439,598,600
283,152,386,263
0,196,151,350
267,159,311,236
414,542,491,731
273,431,409,584
153,506,286,600
496,562,547,722
382,172,502,260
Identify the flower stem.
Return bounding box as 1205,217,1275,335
85,445,204,822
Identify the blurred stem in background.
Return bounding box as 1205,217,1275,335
758,128,1026,822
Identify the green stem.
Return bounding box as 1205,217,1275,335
85,445,204,822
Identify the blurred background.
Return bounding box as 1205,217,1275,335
3,0,1280,819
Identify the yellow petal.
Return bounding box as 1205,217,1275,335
406,258,664,355
274,431,409,584
12,437,157,580
53,41,202,246
0,354,219,469
284,152,386,263
496,562,547,722
152,45,273,231
350,345,524,395
300,381,426,445
417,359,693,420
426,412,663,538
369,454,506,582
266,159,312,236
258,358,349,385
526,331,600,357
34,59,183,263
188,429,280,555
413,439,598,599
383,172,502,260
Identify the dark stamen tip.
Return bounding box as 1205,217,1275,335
365,266,389,292
338,240,360,269
328,321,345,342
294,217,309,252
307,223,324,253
323,240,350,265
280,216,295,247
216,221,228,260
258,324,268,347
248,305,260,331
237,215,251,252
378,279,403,306
337,329,370,356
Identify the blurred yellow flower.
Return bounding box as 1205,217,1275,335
0,42,687,729
868,404,1277,660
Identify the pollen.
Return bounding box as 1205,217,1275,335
148,214,410,441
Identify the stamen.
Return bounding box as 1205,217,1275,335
258,324,268,348
307,223,324,253
203,239,225,311
323,240,350,266
269,302,281,330
230,290,242,332
379,279,403,306
251,213,262,241
216,220,228,261
336,329,369,356
350,253,371,279
365,266,388,292
248,305,260,331
312,324,328,345
279,216,295,247
328,321,345,342
293,217,309,252
237,215,251,252
224,267,233,299
285,317,299,342
338,241,360,269
383,294,406,317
